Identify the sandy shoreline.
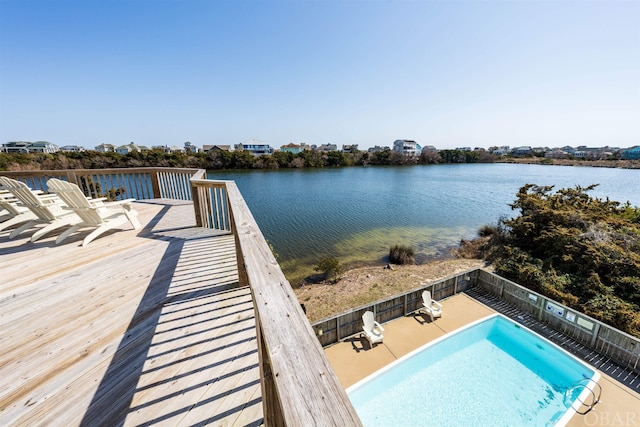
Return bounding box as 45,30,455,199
295,258,487,322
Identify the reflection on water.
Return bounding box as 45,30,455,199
209,164,640,283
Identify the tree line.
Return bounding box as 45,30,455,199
0,148,493,171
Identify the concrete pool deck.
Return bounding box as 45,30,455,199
324,293,640,427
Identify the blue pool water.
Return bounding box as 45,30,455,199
347,314,599,426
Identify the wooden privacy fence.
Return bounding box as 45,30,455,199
312,270,479,347
476,269,640,374
0,167,199,202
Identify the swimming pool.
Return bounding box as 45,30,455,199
347,314,600,426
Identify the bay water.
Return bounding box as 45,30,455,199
209,164,640,283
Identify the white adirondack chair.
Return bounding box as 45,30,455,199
0,189,40,231
0,176,80,242
420,290,443,321
362,310,384,346
47,178,141,246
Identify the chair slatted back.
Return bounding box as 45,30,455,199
0,191,24,216
422,291,432,306
0,176,60,221
46,178,104,226
362,310,375,331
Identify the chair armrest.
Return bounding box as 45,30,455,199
374,321,385,332
432,300,443,309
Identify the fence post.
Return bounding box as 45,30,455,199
336,317,340,341
537,297,545,321
590,322,601,348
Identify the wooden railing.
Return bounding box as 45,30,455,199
476,269,640,374
1,167,363,425
311,270,478,347
0,167,199,202
194,178,362,425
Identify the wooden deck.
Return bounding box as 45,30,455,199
0,199,263,426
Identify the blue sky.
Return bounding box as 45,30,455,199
1,0,639,151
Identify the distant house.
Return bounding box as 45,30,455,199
281,143,303,154
368,145,390,153
25,141,59,153
59,145,85,153
621,146,640,160
342,144,359,154
393,140,418,156
489,146,510,156
115,142,143,155
152,145,183,153
95,143,116,153
545,149,568,159
511,146,533,157
455,147,472,152
184,141,198,154
235,139,274,156
1,141,32,153
316,144,338,152
202,145,231,152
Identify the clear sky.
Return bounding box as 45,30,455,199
1,0,639,151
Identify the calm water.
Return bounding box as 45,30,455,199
347,315,596,426
209,164,640,282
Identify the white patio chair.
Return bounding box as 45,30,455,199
420,290,443,321
0,189,40,231
47,178,141,246
362,310,384,346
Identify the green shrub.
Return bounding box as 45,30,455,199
389,244,415,265
314,257,342,282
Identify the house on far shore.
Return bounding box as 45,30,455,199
393,139,418,156
152,145,183,153
280,143,303,154
59,145,86,153
621,146,640,160
95,143,116,153
234,139,274,156
511,146,533,157
368,145,390,153
315,143,338,152
2,141,32,153
202,145,231,152
115,142,148,155
184,142,199,154
9,141,60,154
342,144,359,154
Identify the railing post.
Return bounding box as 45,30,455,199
191,182,203,227
150,169,161,198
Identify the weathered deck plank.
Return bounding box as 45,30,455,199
0,199,262,426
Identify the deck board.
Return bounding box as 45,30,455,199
0,199,263,426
